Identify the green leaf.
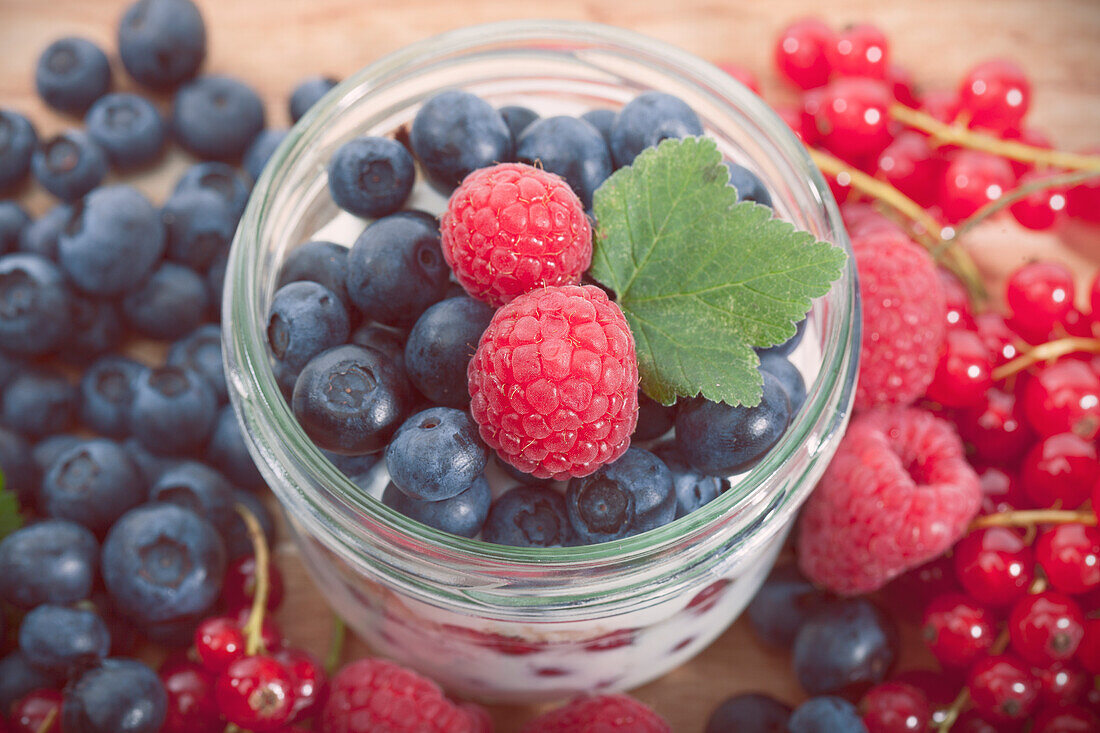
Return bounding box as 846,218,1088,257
0,469,21,542
590,136,846,407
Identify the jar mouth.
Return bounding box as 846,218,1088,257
224,19,859,570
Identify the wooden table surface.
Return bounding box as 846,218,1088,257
2,0,1099,730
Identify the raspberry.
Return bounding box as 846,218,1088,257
320,658,481,733
440,162,592,307
522,694,670,733
467,284,639,480
851,230,947,409
797,407,981,595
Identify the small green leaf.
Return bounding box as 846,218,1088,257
0,470,21,542
590,136,846,407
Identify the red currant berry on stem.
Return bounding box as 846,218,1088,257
1005,261,1076,343
958,59,1031,134
956,389,1033,466
954,527,1035,606
1008,591,1085,666
1077,617,1100,674
1022,360,1100,440
215,655,297,732
716,62,761,95
953,709,1008,733
1021,432,1099,509
273,647,327,719
967,653,1040,722
813,78,894,159
1035,524,1100,595
195,616,247,674
882,554,960,624
10,689,62,733
1065,153,1100,224
160,656,223,733
1032,704,1100,733
940,150,1016,223
774,105,811,144
1033,661,1089,708
860,681,931,733
938,269,976,330
774,18,835,89
921,89,960,125
224,555,285,614
829,23,889,79
925,329,994,407
975,464,1027,515
235,606,284,652
877,132,941,209
886,64,919,107
1010,172,1067,231
920,592,996,668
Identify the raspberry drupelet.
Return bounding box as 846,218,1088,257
467,284,640,480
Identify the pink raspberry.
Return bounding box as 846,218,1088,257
852,229,946,409
522,694,670,733
320,658,486,733
467,284,639,480
441,162,592,306
797,407,981,595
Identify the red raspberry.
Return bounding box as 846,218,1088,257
797,407,981,595
851,230,947,409
440,162,592,307
320,658,482,733
522,694,669,733
467,284,639,480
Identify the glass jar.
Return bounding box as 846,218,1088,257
223,20,859,704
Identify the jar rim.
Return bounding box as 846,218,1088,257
224,19,859,573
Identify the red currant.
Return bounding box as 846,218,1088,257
860,681,932,733
967,653,1040,722
921,89,960,125
1078,617,1100,674
958,59,1031,134
1032,704,1100,733
195,616,247,674
10,689,62,733
1021,432,1099,509
955,389,1033,466
813,78,894,159
921,592,996,668
234,607,285,652
975,464,1027,515
1035,524,1100,595
936,269,976,330
891,669,961,709
1008,591,1085,666
1033,661,1089,708
939,150,1016,223
774,18,835,89
775,105,811,144
974,313,1022,370
160,656,223,733
953,709,1005,733
1061,308,1094,338
882,554,960,623
954,527,1035,606
716,62,761,95
215,655,297,732
273,647,327,719
1010,172,1067,231
829,23,889,80
1005,261,1076,343
876,132,941,208
223,555,286,614
1065,153,1100,224
886,64,919,107
1022,360,1100,440
925,329,994,407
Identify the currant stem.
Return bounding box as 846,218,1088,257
990,336,1100,381
325,614,346,676
971,509,1097,530
890,104,1100,172
235,502,271,657
949,169,1100,241
35,709,57,733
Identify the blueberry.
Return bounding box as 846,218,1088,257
121,436,176,486
267,281,351,393
517,116,612,209
0,519,99,609
758,352,806,413
118,0,206,89
291,344,414,454
674,373,792,476
58,184,166,296
224,488,275,560
0,253,73,355
1,367,76,438
409,90,513,191
0,427,40,505
84,93,166,170
0,110,38,190
634,392,676,441
0,652,57,713
63,293,123,364
139,613,205,647
746,564,832,648
161,189,236,270
705,693,792,733
725,162,773,208
172,75,265,160
483,485,574,547
102,503,225,624
0,200,31,253
289,75,338,123
34,37,111,115
130,365,217,456
79,355,143,437
277,240,351,312
18,202,70,260
404,296,493,407
345,211,449,327
63,658,167,733
32,131,107,201
350,322,406,370
498,104,539,140
19,604,110,675
327,136,414,219
167,324,227,403
243,128,288,183
381,476,490,538
757,317,806,358
385,408,487,501
565,447,676,544
788,697,868,733
41,439,145,534
150,461,235,536
121,262,210,339
208,404,265,492
792,599,898,696
652,442,725,518
609,91,704,168
174,162,251,221
323,449,379,479
580,108,616,145
32,434,84,473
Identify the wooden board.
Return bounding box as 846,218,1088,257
1,1,1098,730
